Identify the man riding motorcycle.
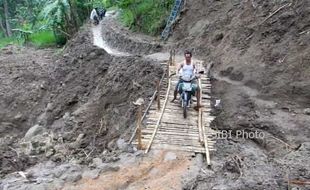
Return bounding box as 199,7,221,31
171,50,201,110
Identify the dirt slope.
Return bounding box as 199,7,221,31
174,0,310,105
171,0,310,189
0,24,163,178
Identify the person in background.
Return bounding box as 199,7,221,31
97,7,106,20
90,8,99,25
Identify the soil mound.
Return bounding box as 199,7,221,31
0,26,163,178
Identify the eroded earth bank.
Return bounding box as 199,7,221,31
1,1,310,189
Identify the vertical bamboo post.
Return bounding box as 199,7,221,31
169,49,172,66
168,52,171,76
137,105,142,150
172,49,176,66
198,78,203,143
156,80,161,110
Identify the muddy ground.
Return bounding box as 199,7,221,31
1,1,310,189
0,22,163,182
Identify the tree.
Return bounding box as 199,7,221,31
42,0,72,39
42,0,89,41
3,0,12,37
0,16,6,37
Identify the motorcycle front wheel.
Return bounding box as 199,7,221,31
182,92,188,118
183,105,187,118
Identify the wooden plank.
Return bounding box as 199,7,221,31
152,139,202,146
202,97,211,100
144,128,199,134
145,117,214,127
134,138,215,146
150,103,197,109
148,109,200,117
134,140,214,148
150,137,216,145
144,123,199,129
151,144,215,153
146,118,198,126
147,111,199,120
142,134,200,140
145,120,197,126
144,128,218,137
142,130,201,137
149,105,211,111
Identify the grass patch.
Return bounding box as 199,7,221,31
0,30,57,49
0,37,19,48
119,0,175,35
107,6,118,11
29,30,56,47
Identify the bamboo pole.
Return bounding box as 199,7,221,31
198,78,203,144
137,105,142,149
201,106,211,166
156,80,161,110
202,62,212,166
169,49,173,66
128,73,165,144
145,64,170,153
172,49,176,66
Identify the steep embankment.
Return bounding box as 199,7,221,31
170,0,310,189
174,0,310,105
0,22,163,184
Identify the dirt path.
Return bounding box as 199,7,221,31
61,14,208,190
92,23,130,57
63,150,201,190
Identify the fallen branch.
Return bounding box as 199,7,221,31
278,55,287,64
8,146,20,158
201,168,208,175
232,155,243,177
56,29,71,38
260,3,292,25
245,34,254,41
269,136,294,150
289,180,310,185
251,0,257,9
86,148,95,159
98,118,104,134
17,171,28,179
299,30,310,35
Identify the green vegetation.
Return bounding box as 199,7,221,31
116,0,174,35
29,30,56,47
0,0,100,47
0,37,18,48
0,0,175,48
0,30,56,48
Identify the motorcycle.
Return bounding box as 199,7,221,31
93,17,99,25
178,74,197,118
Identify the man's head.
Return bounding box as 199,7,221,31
184,50,192,63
